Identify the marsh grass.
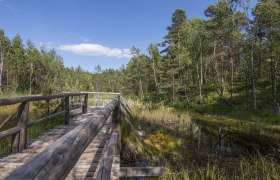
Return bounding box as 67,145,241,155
121,100,280,179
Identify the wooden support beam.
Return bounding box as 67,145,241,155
83,94,88,113
120,99,155,160
119,167,164,177
120,96,132,112
11,102,29,153
0,93,88,106
111,95,121,154
97,130,118,180
7,98,119,180
27,111,66,127
120,98,133,119
123,115,155,161
0,127,21,139
64,96,70,125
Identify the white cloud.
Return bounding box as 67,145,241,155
58,43,131,58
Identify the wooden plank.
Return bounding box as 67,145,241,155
6,98,119,180
96,130,118,180
119,167,164,177
0,93,88,106
11,102,29,153
27,110,66,127
0,127,20,139
80,92,121,95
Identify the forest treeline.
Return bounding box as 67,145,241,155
0,0,280,115
0,30,123,94
122,0,280,115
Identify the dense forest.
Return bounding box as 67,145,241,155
0,0,280,118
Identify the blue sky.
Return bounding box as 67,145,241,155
0,0,257,72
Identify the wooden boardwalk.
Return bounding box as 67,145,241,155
0,107,120,179
0,93,163,179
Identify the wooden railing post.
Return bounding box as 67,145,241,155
61,98,65,110
96,93,100,106
82,94,88,114
65,96,70,125
11,101,29,153
112,95,121,153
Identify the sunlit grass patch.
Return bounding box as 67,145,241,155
144,131,181,157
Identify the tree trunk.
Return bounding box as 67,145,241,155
139,78,144,99
172,73,175,101
221,39,225,100
199,38,203,101
0,49,3,94
230,47,234,98
29,63,33,95
213,41,217,83
152,57,159,99
269,27,279,115
251,43,257,110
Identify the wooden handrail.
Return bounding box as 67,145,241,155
0,92,97,153
0,93,88,106
27,110,66,127
7,97,120,179
0,127,21,139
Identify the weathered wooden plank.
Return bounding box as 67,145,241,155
11,102,29,153
0,127,20,139
27,110,66,127
119,167,164,177
80,92,121,95
96,130,118,180
6,98,119,180
0,93,88,106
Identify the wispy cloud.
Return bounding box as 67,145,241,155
0,0,17,12
58,43,131,58
68,32,90,43
5,4,17,12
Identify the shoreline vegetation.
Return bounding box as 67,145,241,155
121,100,280,179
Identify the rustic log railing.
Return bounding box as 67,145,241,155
0,92,163,179
0,93,91,153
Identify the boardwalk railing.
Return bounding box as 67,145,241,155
0,93,90,153
0,92,163,179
